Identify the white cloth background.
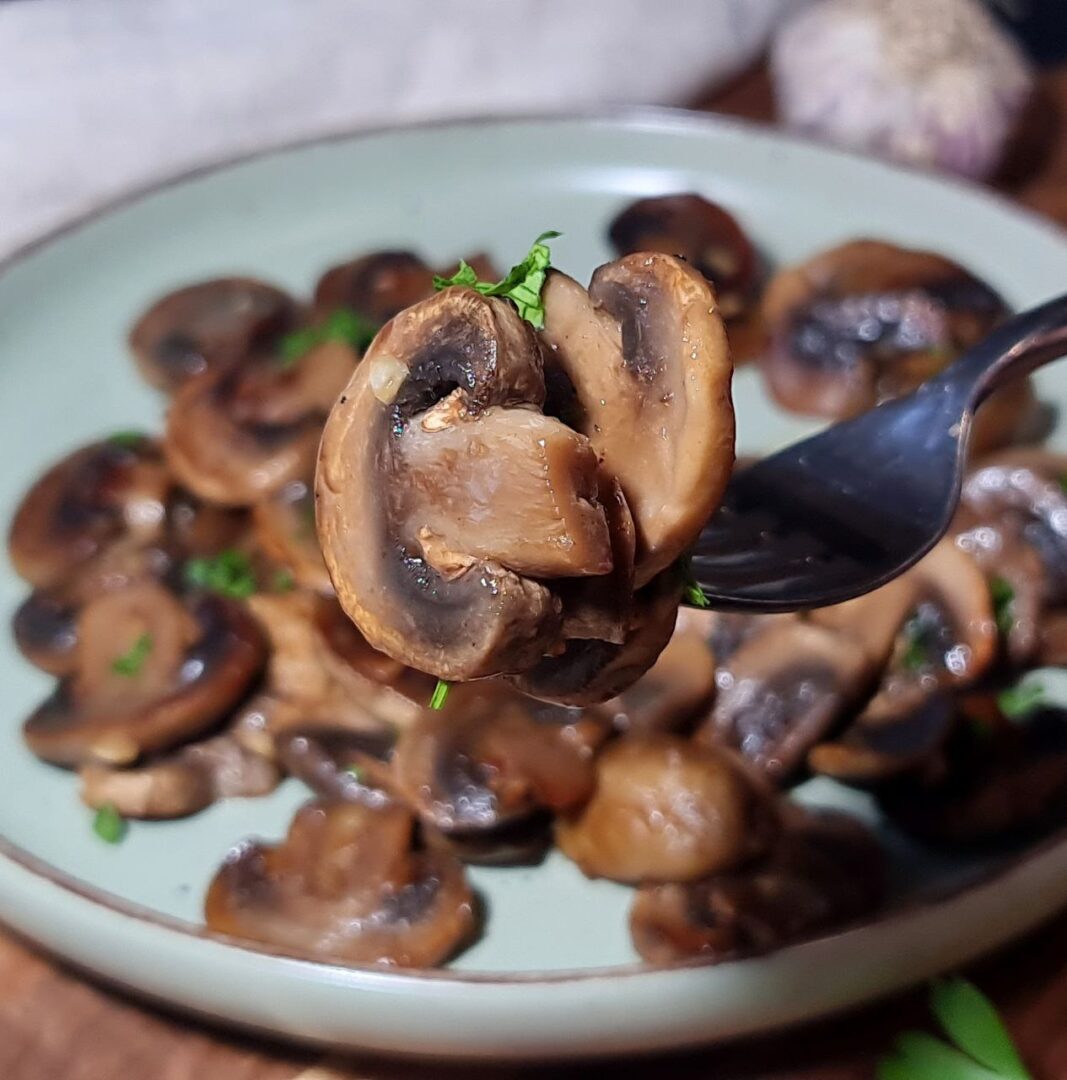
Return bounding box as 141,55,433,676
0,0,802,257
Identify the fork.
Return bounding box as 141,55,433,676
687,292,1067,611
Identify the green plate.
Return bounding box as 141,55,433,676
2,112,1067,1060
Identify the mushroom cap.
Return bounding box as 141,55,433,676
318,287,579,681
24,584,266,767
204,799,478,968
630,808,885,963
313,251,435,322
540,253,735,585
129,277,298,392
275,725,399,806
251,477,333,595
556,734,777,884
9,436,171,590
165,341,354,506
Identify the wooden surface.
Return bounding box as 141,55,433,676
5,62,1067,1080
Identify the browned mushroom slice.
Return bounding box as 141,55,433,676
314,251,436,322
1038,612,1067,665
695,621,873,784
607,193,760,334
541,253,735,586
392,683,597,836
8,436,170,589
129,278,298,392
204,799,477,968
319,287,586,681
759,239,1030,451
509,570,684,706
165,341,354,506
556,734,777,884
604,628,717,735
79,733,279,820
630,808,885,964
251,477,332,594
23,584,265,767
276,725,399,806
166,490,251,559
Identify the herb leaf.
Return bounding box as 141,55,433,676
345,763,365,782
990,576,1016,636
433,231,561,329
108,430,145,450
111,632,153,677
900,613,932,672
879,1031,1001,1080
184,550,257,599
429,680,451,710
997,679,1046,721
278,308,379,367
270,568,295,593
678,557,710,609
931,978,1030,1079
93,803,128,844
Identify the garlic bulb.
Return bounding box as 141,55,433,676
771,0,1033,179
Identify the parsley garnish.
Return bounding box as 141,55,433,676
345,763,365,782
271,568,295,593
990,576,1016,636
277,308,379,367
108,431,145,450
432,231,561,329
879,977,1031,1079
1058,473,1067,495
93,803,128,844
997,679,1046,720
184,550,257,599
678,557,710,609
900,614,932,672
111,632,153,677
429,680,451,710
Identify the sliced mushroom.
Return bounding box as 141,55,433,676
540,253,735,586
630,808,885,964
165,341,354,506
392,683,598,835
23,584,266,767
760,239,1030,452
8,436,170,590
276,725,398,806
129,278,298,391
556,734,777,884
604,628,717,735
204,799,477,968
695,621,873,784
79,733,279,819
313,251,436,322
607,193,761,347
319,287,582,681
251,477,332,594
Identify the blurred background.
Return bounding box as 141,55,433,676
2,0,1064,256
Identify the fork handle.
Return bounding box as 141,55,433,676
934,291,1067,407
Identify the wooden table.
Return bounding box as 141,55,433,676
4,63,1067,1080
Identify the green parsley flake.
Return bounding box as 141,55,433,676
989,576,1016,636
678,557,710,609
184,549,257,599
432,231,561,329
278,308,379,367
900,614,933,673
93,803,128,844
107,431,145,450
1059,473,1067,496
345,763,365,783
429,680,451,710
111,632,153,677
997,680,1046,721
271,568,296,593
878,977,1031,1080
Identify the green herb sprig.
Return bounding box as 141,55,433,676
678,557,710,609
433,231,561,329
879,977,1031,1079
93,803,128,844
107,431,146,450
184,550,258,599
278,308,379,367
997,679,1046,721
429,680,451,710
111,632,153,677
990,576,1016,636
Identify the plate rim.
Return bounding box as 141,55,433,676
3,107,1067,995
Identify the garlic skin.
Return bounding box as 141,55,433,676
771,0,1033,179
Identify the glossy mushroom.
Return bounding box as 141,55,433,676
540,252,735,586
165,340,355,506
630,808,885,963
204,799,477,968
129,277,298,391
23,583,266,767
556,734,777,884
275,725,398,806
313,251,436,323
695,621,873,784
760,239,1031,452
251,476,332,594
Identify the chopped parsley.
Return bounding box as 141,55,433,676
277,308,379,367
879,977,1031,1079
270,568,296,593
93,803,128,844
1059,473,1067,495
111,632,153,677
345,763,365,782
900,615,930,672
429,680,451,710
184,549,257,599
997,679,1046,721
107,431,145,450
990,576,1016,636
678,557,710,609
432,231,561,329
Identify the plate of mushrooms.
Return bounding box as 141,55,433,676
2,112,1067,1061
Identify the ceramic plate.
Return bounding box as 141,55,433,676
2,113,1067,1062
